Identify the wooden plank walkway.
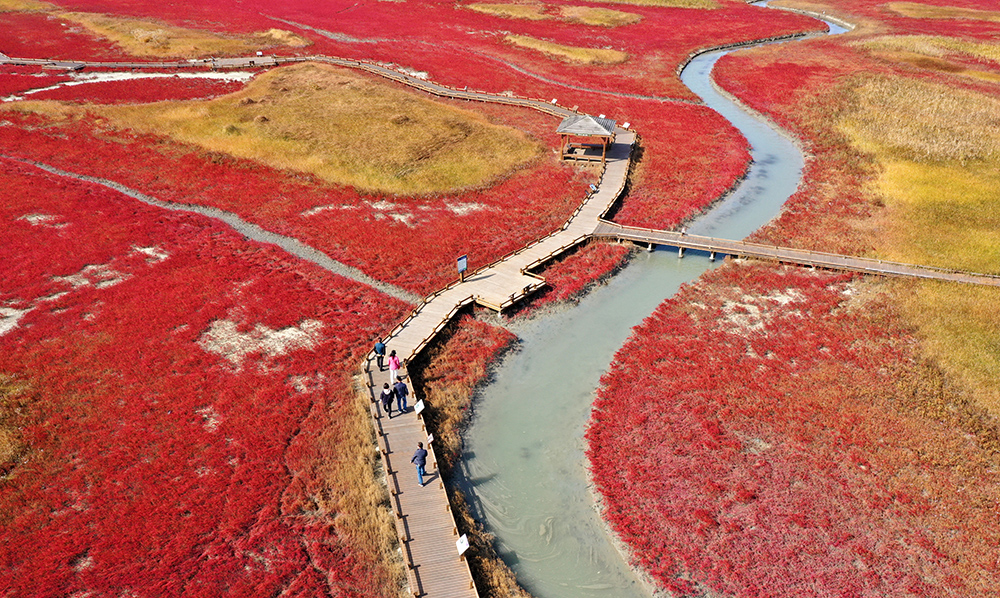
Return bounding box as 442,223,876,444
362,130,634,598
592,221,1000,287
364,361,476,598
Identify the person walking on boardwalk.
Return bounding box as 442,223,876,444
411,442,428,487
373,337,386,371
388,350,401,384
379,382,396,418
394,376,409,413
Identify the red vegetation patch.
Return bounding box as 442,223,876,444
588,262,1000,596
24,75,248,103
606,100,750,230
0,66,71,97
516,240,632,316
0,159,407,597
713,36,891,254
0,11,134,61
0,99,593,297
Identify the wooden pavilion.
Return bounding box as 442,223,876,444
556,114,617,164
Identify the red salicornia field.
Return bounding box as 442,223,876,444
3,0,999,595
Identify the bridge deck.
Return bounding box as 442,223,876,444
593,222,1000,287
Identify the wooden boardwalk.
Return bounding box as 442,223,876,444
592,221,1000,287
360,129,634,598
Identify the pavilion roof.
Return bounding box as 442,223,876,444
556,114,616,137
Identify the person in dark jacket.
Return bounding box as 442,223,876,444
394,376,409,413
411,442,428,486
373,337,386,371
379,382,396,418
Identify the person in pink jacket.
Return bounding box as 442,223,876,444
388,350,401,384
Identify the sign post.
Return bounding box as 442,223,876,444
457,254,468,282
456,534,470,560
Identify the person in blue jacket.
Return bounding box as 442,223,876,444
411,442,428,487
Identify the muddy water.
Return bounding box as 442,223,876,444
458,12,846,598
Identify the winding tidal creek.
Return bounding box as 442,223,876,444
456,11,848,598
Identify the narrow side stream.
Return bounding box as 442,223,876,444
458,11,847,598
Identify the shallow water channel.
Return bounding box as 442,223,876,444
457,12,847,598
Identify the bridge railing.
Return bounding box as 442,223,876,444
598,220,1000,283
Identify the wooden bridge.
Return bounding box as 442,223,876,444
593,221,1000,287
6,51,1000,598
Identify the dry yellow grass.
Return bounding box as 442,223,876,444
0,0,52,11
896,282,1000,414
466,2,550,20
465,2,641,26
840,74,1000,163
78,62,540,195
505,34,628,64
574,0,716,8
887,1,1000,23
859,35,1000,82
837,73,1000,415
327,376,406,593
0,0,309,55
0,376,27,477
560,6,642,26
56,12,310,58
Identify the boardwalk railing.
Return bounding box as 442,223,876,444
364,362,477,597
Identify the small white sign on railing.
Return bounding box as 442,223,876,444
426,433,434,445
414,400,426,415
456,534,470,556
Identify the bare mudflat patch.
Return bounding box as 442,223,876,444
198,318,324,368
66,62,542,195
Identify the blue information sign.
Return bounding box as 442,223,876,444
457,255,468,273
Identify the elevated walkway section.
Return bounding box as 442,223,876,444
593,221,1000,287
